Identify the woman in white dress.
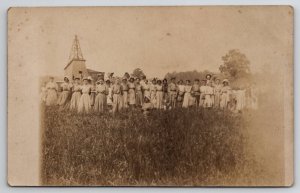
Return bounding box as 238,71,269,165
213,79,222,108
155,79,164,109
57,76,72,109
69,77,82,111
78,78,91,113
182,80,192,108
199,80,206,107
94,78,108,113
204,82,214,108
220,79,231,109
135,78,143,107
150,79,157,107
142,80,150,99
112,78,123,113
45,77,58,106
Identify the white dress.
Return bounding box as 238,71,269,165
70,84,82,110
94,84,107,112
106,85,113,106
45,82,58,106
78,85,91,113
204,86,214,108
182,85,192,108
155,85,163,109
220,86,231,109
57,82,72,107
150,84,157,106
214,84,222,108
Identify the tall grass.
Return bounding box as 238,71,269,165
41,106,258,186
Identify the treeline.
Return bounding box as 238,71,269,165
164,70,223,81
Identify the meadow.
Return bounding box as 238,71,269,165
41,105,279,186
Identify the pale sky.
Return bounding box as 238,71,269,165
8,6,293,78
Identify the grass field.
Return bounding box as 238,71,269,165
41,104,282,186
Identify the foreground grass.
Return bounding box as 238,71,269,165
41,106,260,186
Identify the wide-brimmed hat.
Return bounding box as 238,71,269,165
83,77,89,81
87,76,93,81
223,79,229,83
206,74,212,78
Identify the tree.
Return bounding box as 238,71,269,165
219,49,250,80
132,68,146,79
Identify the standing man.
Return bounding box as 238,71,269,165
168,77,177,109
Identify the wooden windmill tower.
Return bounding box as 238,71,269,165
64,35,88,80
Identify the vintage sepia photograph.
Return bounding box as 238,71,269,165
8,6,293,186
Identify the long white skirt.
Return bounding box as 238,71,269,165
46,89,57,106
78,93,91,113
94,93,107,112
70,92,81,110
182,93,191,108
156,91,163,109
204,95,213,108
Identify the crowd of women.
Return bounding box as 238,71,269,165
41,73,258,114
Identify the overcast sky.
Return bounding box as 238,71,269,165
9,6,293,78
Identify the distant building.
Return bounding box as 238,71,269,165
64,35,102,81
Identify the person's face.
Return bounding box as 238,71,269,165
171,79,175,83
216,80,220,84
157,81,161,85
75,79,79,84
206,75,211,80
99,79,104,84
194,80,199,84
145,80,148,84
136,79,140,83
50,78,54,82
83,80,88,85
152,80,156,84
201,81,206,85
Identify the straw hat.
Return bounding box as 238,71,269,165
223,79,229,83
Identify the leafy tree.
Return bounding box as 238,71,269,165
219,49,250,80
132,68,146,79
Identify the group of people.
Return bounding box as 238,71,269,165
41,73,258,114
